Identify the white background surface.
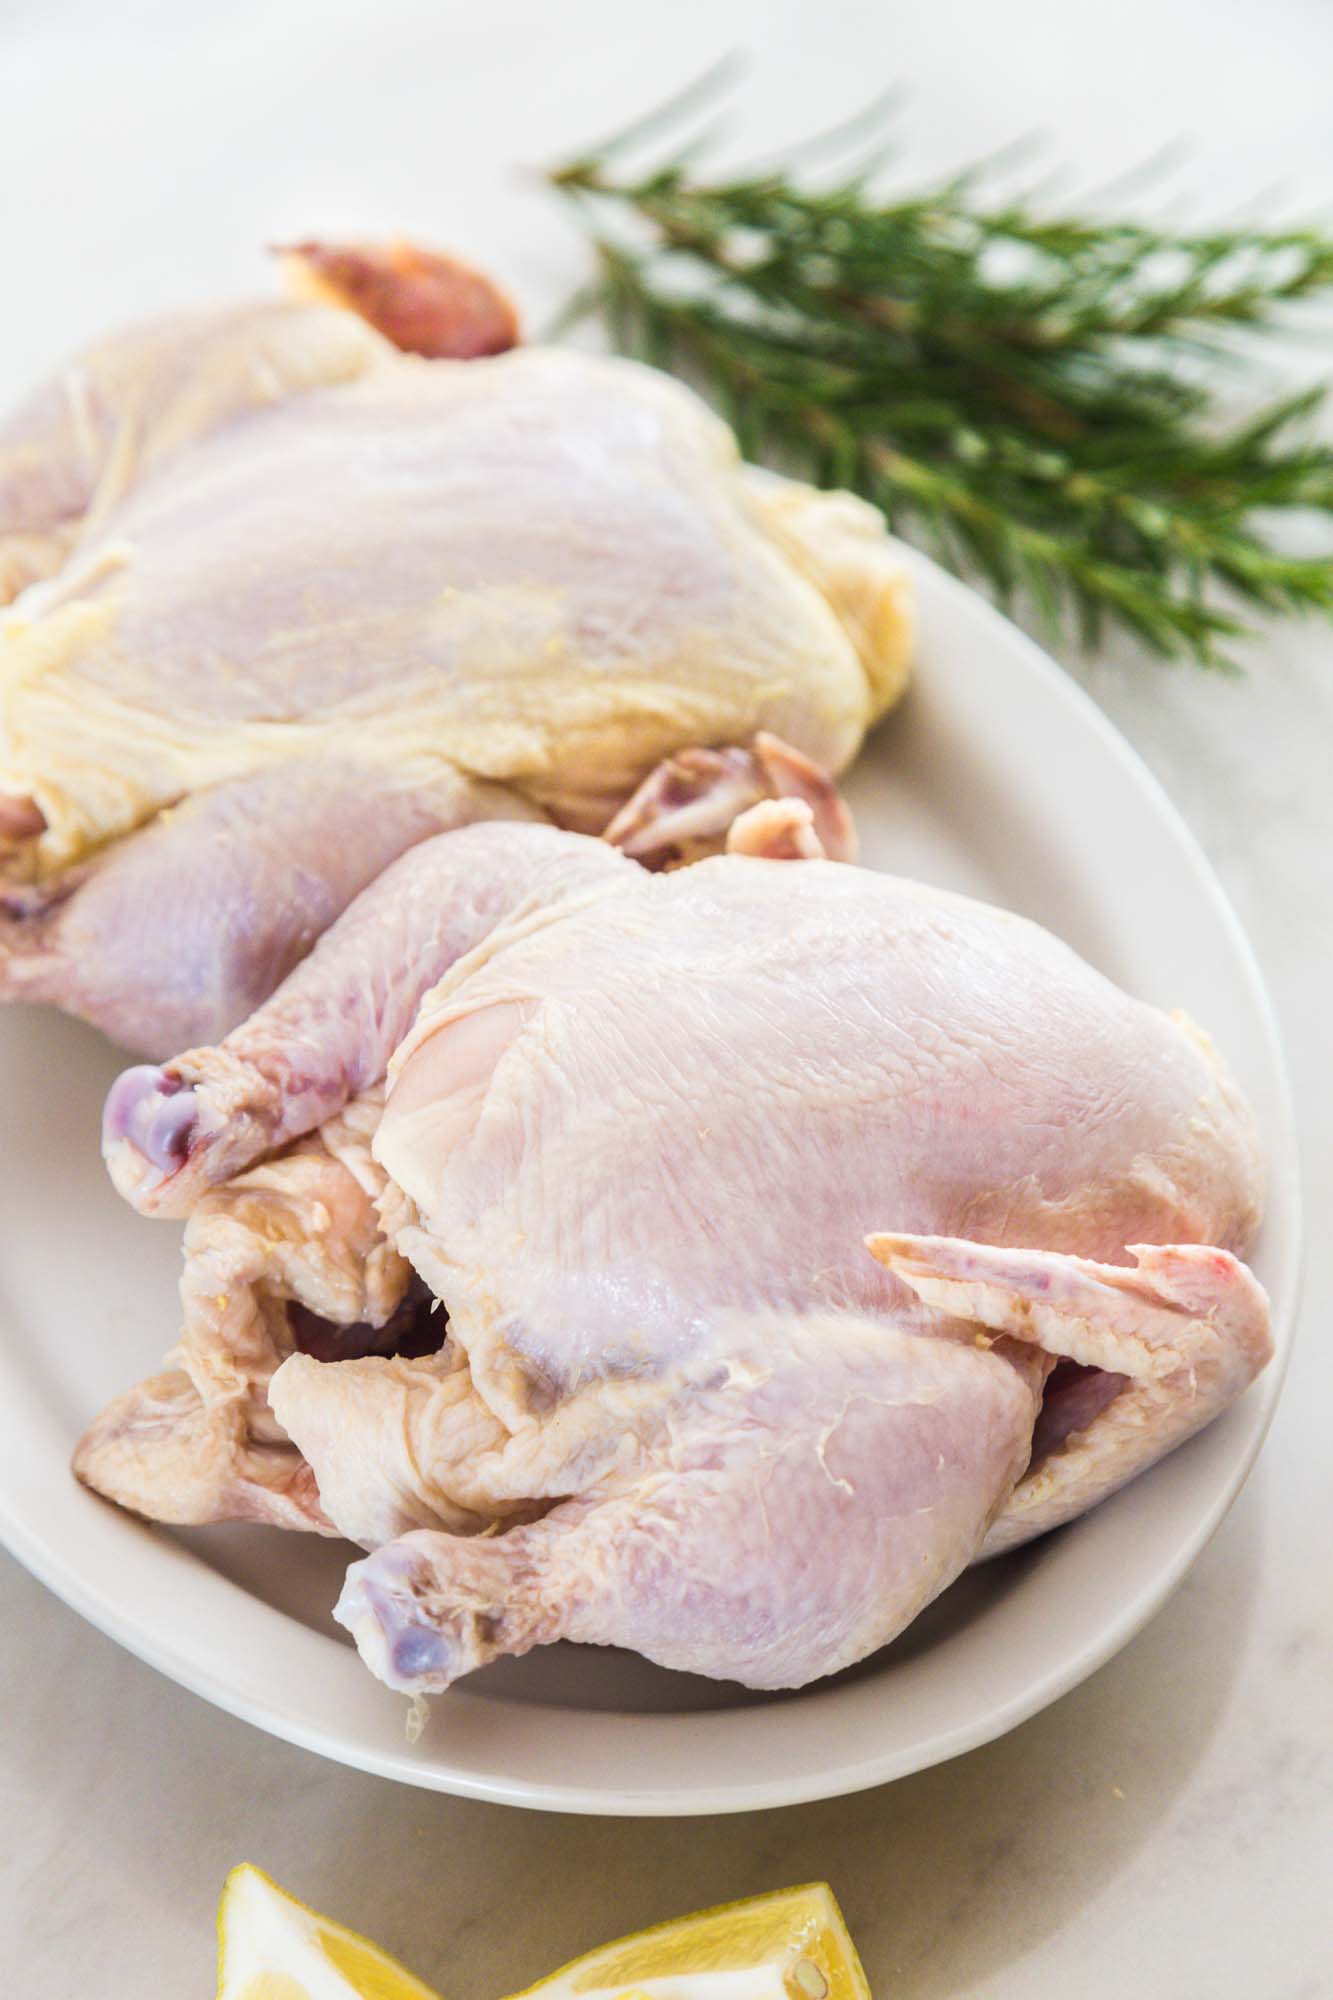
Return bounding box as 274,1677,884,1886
1,2,1331,1994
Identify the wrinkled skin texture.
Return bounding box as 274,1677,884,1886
0,260,910,1053
81,826,1270,1697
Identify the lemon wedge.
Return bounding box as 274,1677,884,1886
216,1870,868,2000
509,1884,869,2000
216,1863,443,2000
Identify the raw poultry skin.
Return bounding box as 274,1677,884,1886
83,823,1271,1696
0,253,910,1054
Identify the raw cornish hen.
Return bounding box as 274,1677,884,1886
81,821,1271,1695
0,243,910,1054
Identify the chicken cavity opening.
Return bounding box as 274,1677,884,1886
286,1273,446,1366
1026,1359,1129,1474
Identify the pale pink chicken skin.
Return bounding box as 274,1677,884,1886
2,761,541,1054
81,824,1270,1696
0,249,907,1055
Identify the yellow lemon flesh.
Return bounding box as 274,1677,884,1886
216,1870,867,2000
216,1863,443,2000
509,1884,869,2000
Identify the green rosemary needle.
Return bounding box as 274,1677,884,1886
548,88,1333,666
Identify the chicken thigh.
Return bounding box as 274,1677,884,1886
81,823,1270,1695
0,249,910,1053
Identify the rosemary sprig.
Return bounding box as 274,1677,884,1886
549,88,1333,665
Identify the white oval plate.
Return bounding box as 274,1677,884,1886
0,546,1300,1815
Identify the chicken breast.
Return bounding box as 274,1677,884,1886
0,254,910,1052
82,825,1269,1697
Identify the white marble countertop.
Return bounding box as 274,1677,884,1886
3,2,1331,1993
